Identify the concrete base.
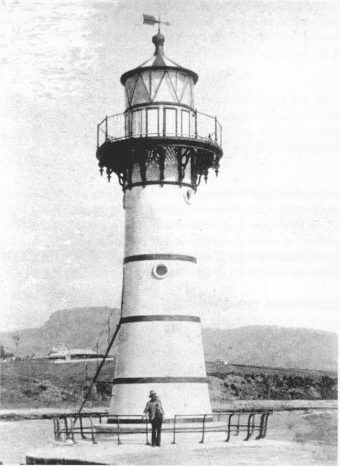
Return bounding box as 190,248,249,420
25,435,326,465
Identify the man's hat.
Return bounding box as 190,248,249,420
149,390,157,397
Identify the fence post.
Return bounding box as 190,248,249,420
256,413,266,440
262,412,270,439
199,415,207,444
172,416,177,444
64,417,69,436
89,418,97,444
79,415,86,439
245,413,254,441
117,416,121,445
53,418,57,441
225,413,234,442
145,416,150,445
235,412,241,436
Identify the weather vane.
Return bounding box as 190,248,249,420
143,13,170,32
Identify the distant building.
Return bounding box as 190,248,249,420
44,348,113,363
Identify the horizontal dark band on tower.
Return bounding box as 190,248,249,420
112,377,208,385
124,181,194,191
124,254,197,264
121,315,201,324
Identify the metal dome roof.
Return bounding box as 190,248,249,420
120,32,198,86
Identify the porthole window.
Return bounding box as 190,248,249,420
152,264,168,279
184,188,194,205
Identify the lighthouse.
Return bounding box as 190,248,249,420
96,27,222,422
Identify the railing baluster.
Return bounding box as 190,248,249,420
194,110,198,138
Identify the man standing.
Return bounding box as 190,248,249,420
144,390,164,446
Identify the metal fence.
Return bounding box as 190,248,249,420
97,107,222,148
53,409,271,445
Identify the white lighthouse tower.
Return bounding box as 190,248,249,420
96,28,222,423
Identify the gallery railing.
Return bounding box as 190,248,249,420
97,107,222,149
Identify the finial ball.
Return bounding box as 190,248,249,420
152,32,165,47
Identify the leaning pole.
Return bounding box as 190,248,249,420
96,29,223,423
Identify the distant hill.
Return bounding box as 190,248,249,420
0,307,120,358
203,326,338,372
0,307,337,371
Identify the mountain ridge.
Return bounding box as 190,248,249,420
0,307,337,371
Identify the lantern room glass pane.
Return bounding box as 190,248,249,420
164,108,177,136
180,79,193,106
190,80,195,107
125,113,130,137
146,108,159,136
167,70,178,97
141,70,151,95
131,75,151,106
176,72,188,101
150,70,166,100
125,76,137,106
181,110,190,137
154,72,178,103
131,109,144,137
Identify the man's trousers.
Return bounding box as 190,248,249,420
151,418,163,446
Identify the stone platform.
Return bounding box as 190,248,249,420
25,435,327,465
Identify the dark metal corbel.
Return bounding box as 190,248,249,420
204,169,209,184
177,153,183,186
159,147,165,187
117,173,124,187
139,159,147,187
106,168,111,182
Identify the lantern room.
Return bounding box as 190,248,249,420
121,32,198,139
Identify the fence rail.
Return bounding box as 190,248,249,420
97,107,222,149
53,410,271,445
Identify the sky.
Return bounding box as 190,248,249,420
0,0,339,332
